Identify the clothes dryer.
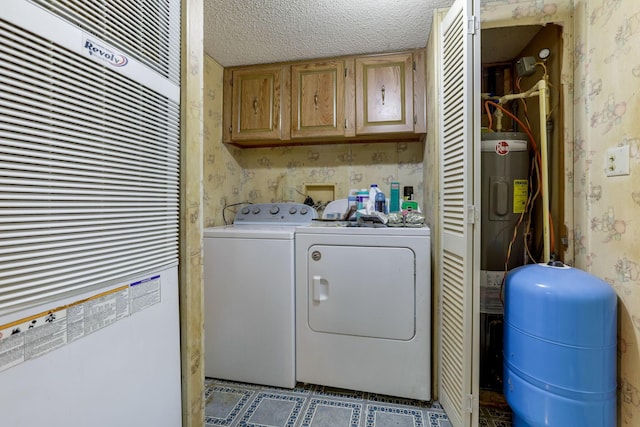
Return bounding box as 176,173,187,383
295,225,431,400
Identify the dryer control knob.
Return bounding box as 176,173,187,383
270,205,280,214
288,207,298,215
252,207,261,214
300,207,309,215
241,207,250,215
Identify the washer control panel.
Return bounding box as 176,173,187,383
234,203,318,225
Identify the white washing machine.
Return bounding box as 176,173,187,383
203,203,316,388
295,225,431,401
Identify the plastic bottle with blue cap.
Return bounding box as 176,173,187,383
370,184,386,213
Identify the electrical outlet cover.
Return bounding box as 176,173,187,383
604,145,630,177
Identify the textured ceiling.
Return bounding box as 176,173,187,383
203,0,456,67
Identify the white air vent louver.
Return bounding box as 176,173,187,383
27,0,180,85
0,17,180,313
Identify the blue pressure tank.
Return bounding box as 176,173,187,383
503,263,617,427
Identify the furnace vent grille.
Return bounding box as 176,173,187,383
0,17,180,313
27,0,180,84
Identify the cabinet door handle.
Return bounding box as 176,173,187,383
381,85,385,105
314,92,318,109
253,98,258,114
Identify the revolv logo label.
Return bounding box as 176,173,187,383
83,38,128,67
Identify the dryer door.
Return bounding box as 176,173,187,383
306,244,415,340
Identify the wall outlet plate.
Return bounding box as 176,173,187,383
605,145,630,177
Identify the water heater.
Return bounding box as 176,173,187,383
479,132,529,391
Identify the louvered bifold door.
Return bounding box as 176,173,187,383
0,11,180,313
437,0,480,425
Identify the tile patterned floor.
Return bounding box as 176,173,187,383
478,406,512,427
204,378,512,427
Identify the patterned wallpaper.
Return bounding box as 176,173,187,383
181,0,205,424
203,0,640,424
571,0,640,424
202,56,243,227
478,0,639,425
202,55,425,227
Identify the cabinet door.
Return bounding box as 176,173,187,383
291,61,345,138
231,66,283,141
356,53,414,134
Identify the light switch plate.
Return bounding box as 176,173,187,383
605,145,630,177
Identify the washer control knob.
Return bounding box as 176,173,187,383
252,207,261,215
300,207,309,215
241,207,250,215
288,206,298,215
270,205,280,215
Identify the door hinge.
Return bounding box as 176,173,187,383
464,394,475,413
344,118,348,129
344,68,348,78
413,61,416,71
467,205,478,224
467,15,479,35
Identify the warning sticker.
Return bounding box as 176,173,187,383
513,179,528,213
0,307,67,371
0,275,161,373
67,285,129,343
130,275,161,314
480,270,506,314
24,310,67,360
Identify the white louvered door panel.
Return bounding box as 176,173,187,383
0,4,180,314
437,0,480,426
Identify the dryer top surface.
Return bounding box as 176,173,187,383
295,225,430,237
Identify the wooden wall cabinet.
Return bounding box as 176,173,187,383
356,52,414,134
222,49,425,147
224,65,289,143
291,60,347,139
